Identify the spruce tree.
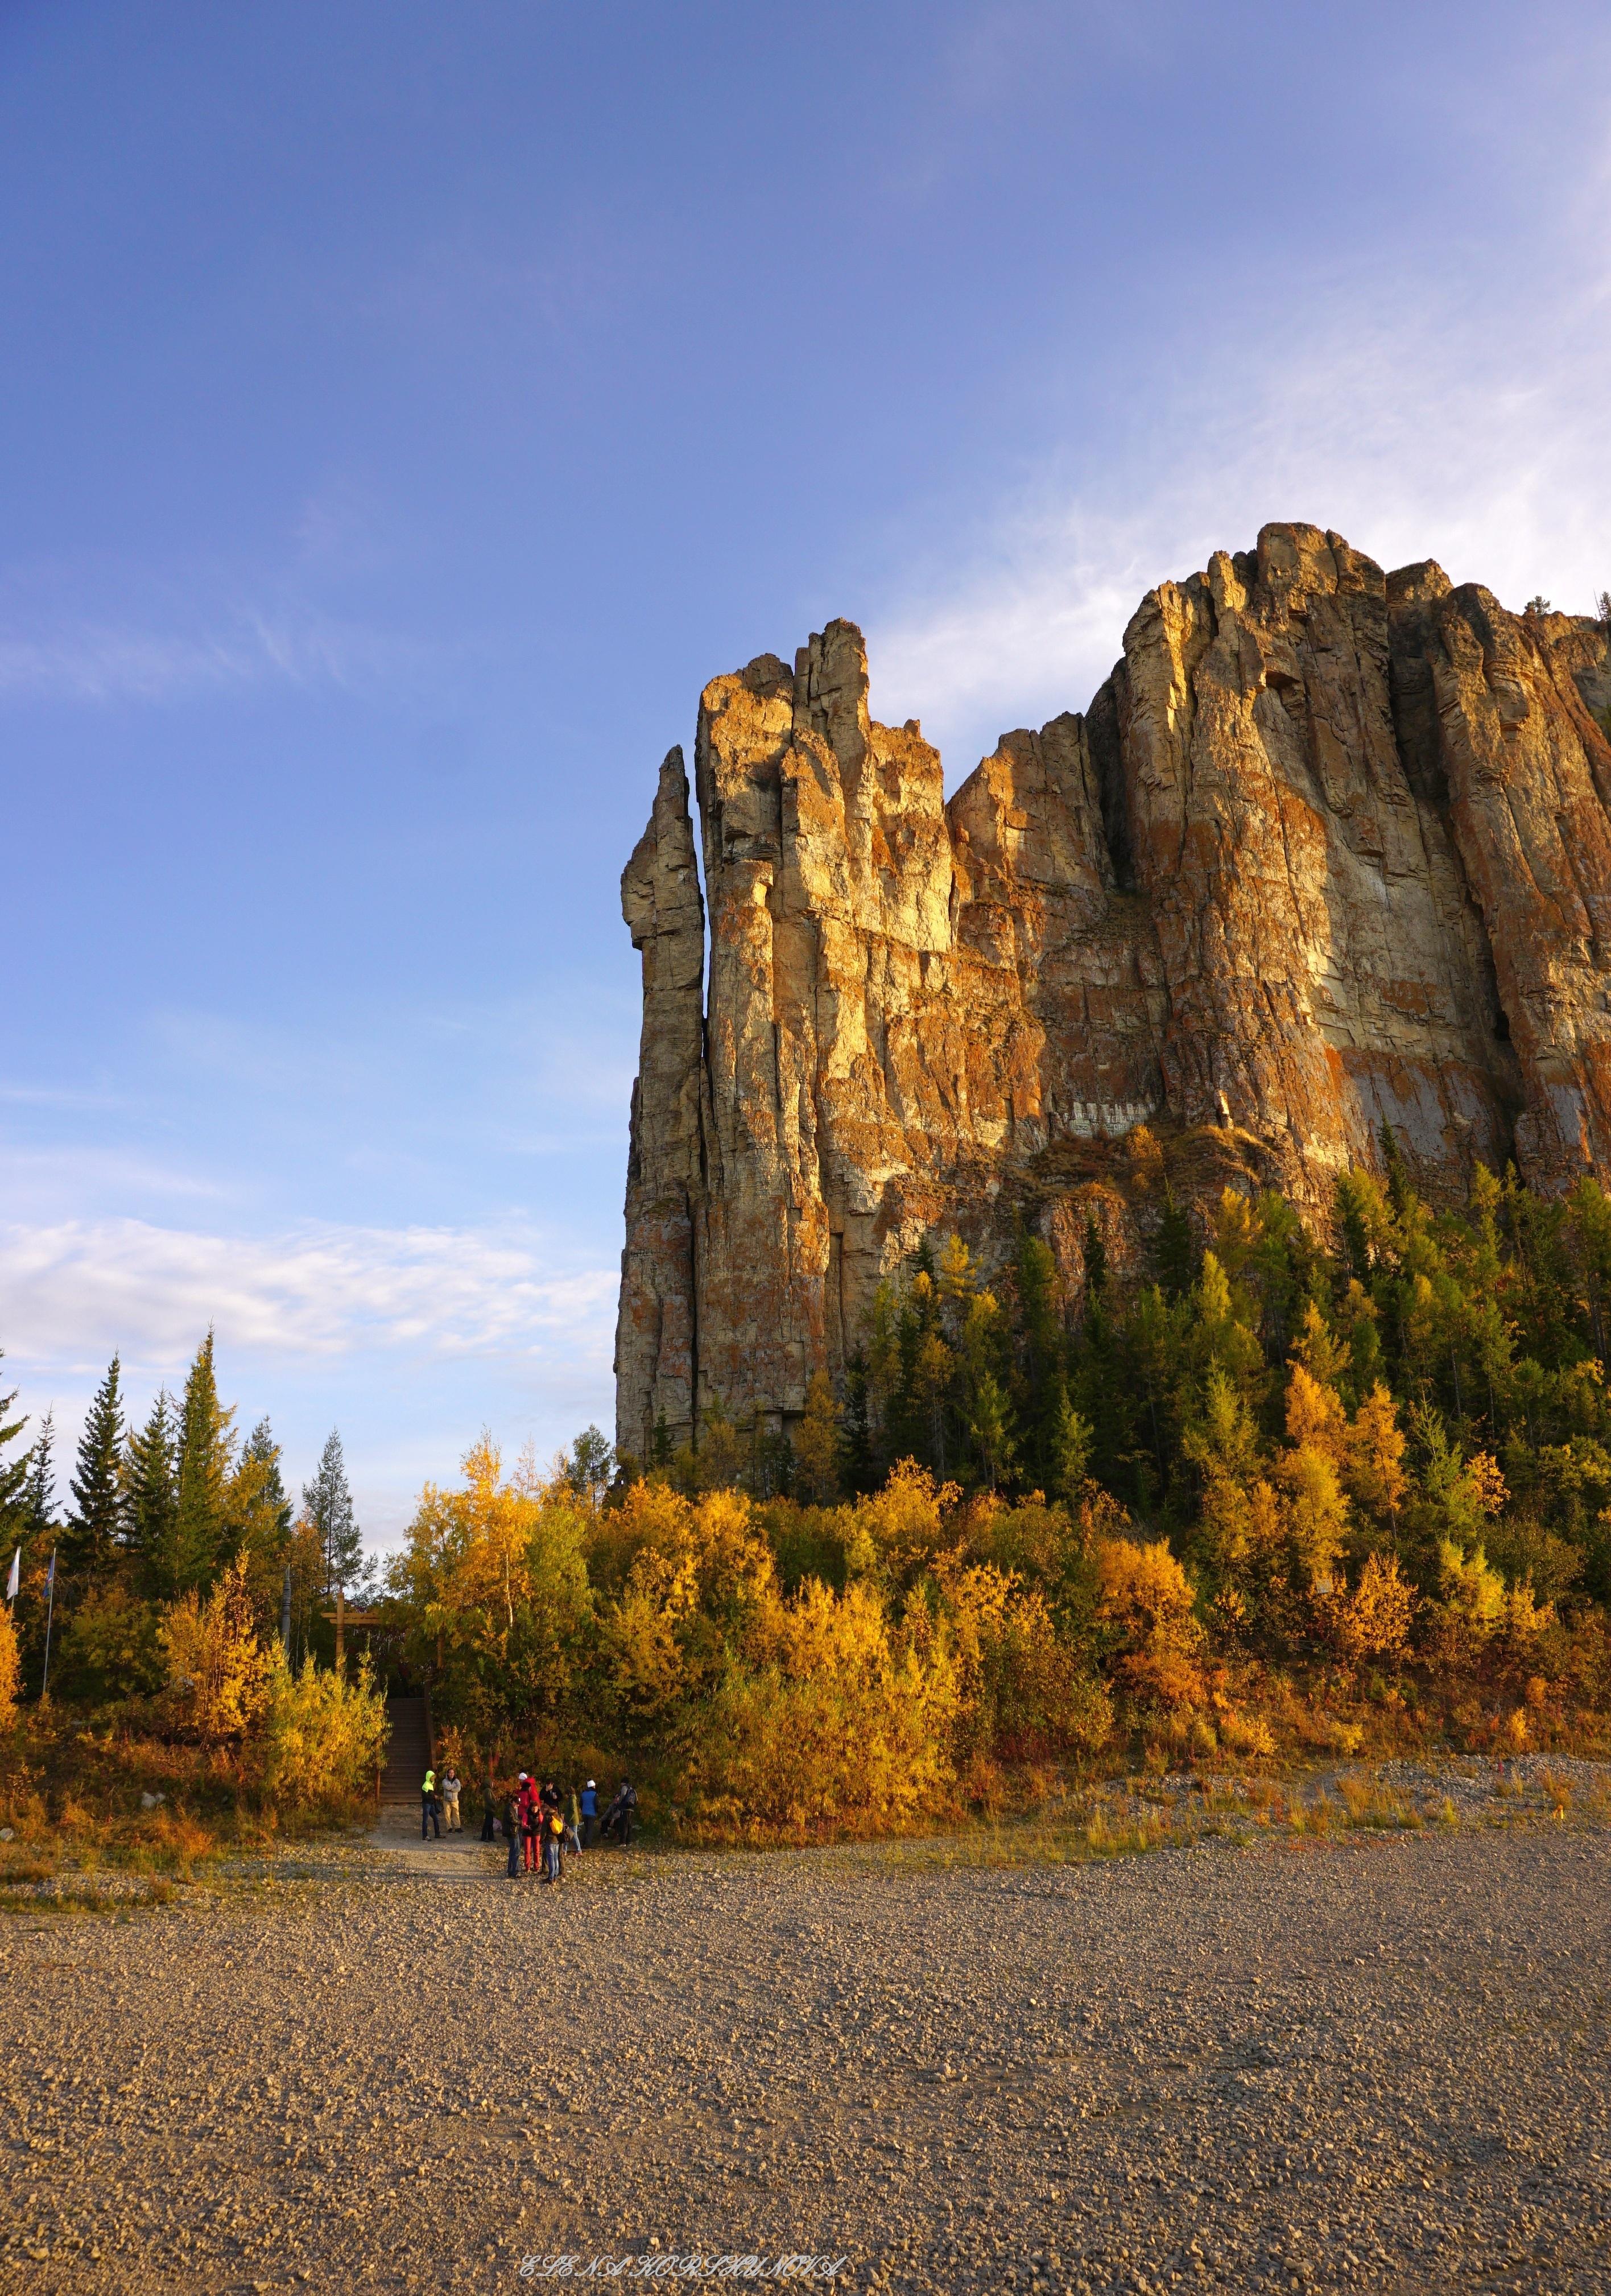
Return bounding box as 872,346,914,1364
842,1348,874,1492
240,1417,292,1538
64,1353,125,1585
173,1331,234,1593
0,1356,27,1534
1156,1188,1195,1300
303,1428,361,1596
125,1391,179,1592
22,1407,57,1547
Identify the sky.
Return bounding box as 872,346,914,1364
5,0,1610,1552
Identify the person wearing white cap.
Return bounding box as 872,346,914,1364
580,1777,599,1848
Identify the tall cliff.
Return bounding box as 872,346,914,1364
614,522,1611,1464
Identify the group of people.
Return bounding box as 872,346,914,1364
418,1762,638,1878
495,1774,640,1880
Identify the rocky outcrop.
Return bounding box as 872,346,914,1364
614,524,1611,1463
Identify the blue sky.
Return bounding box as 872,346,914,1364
5,0,1610,1548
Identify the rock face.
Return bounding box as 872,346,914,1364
614,523,1611,1463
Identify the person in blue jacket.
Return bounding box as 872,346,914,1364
579,1778,598,1848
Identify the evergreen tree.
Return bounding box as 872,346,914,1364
842,1348,874,1492
0,1355,28,1534
303,1428,361,1595
650,1410,672,1471
1156,1188,1195,1300
1047,1389,1094,1500
21,1406,56,1545
64,1353,125,1585
565,1426,614,1509
125,1391,179,1590
1379,1118,1414,1223
240,1417,292,1538
173,1330,235,1593
1014,1227,1065,1487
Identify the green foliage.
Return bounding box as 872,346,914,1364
54,1584,164,1703
0,1353,28,1534
302,1427,360,1596
171,1330,235,1596
124,1390,178,1592
64,1353,125,1588
21,1407,57,1546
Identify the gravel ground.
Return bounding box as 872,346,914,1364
2,1802,1609,2295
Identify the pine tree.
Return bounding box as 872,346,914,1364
565,1426,614,1509
22,1406,56,1545
842,1348,874,1492
239,1418,292,1537
1014,1227,1065,1487
173,1331,235,1593
1156,1188,1195,1300
1379,1118,1414,1223
0,1355,28,1534
1047,1387,1094,1500
125,1391,179,1592
303,1428,361,1595
64,1353,125,1586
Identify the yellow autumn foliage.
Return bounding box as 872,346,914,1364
159,1553,275,1744
0,1601,19,1727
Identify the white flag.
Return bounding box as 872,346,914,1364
5,1547,17,1603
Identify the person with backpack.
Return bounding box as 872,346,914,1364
602,1779,637,1845
421,1765,441,1841
543,1803,565,1884
579,1778,598,1848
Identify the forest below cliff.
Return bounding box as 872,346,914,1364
384,1133,1611,1836
6,1133,1611,1852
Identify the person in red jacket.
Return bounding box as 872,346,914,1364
505,1774,527,1878
521,1774,540,1874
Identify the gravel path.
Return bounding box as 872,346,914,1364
2,1812,1609,2294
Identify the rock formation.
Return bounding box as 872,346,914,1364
614,523,1611,1464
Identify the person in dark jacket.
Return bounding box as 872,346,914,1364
421,1765,441,1841
602,1780,638,1845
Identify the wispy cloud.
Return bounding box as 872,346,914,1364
0,602,444,706
0,1216,616,1380
868,241,1611,776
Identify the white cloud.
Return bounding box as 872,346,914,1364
0,1216,617,1382
867,244,1611,778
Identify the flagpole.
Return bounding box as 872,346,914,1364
40,1545,56,1699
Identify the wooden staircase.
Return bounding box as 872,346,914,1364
379,1695,431,1804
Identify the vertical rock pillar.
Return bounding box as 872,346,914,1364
613,749,707,1464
